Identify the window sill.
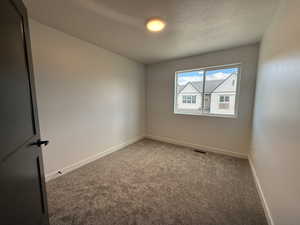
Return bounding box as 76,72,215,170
174,111,238,119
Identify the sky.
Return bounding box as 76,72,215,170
177,67,238,85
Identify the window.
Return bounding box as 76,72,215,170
174,64,240,117
183,95,196,104
219,95,230,109
219,96,230,103
192,95,196,104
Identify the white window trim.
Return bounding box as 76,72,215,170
174,63,242,119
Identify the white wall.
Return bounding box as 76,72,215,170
146,44,259,157
250,0,300,224
29,20,146,176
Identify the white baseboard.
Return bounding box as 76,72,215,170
45,135,145,182
248,155,274,225
146,134,248,159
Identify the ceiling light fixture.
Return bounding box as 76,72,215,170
146,18,166,32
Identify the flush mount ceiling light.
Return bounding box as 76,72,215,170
146,18,166,32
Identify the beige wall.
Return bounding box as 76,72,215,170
250,0,300,224
146,44,259,157
29,20,146,175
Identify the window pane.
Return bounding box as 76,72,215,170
175,65,239,117
220,96,224,102
204,67,238,115
176,70,204,112
192,96,196,103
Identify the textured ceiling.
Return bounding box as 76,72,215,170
23,0,278,64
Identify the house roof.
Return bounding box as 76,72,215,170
177,73,235,94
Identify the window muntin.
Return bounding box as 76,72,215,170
174,64,240,117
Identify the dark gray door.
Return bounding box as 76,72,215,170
0,1,49,225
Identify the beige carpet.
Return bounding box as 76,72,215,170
47,139,267,225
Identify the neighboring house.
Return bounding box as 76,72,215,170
177,82,202,110
177,72,237,115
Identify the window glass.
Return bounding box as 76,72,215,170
220,96,225,102
175,65,239,117
175,70,204,112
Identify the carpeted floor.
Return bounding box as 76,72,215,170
47,139,267,225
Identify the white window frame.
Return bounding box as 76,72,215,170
174,63,241,118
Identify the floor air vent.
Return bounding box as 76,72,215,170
194,149,207,154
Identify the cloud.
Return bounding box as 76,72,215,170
206,72,230,81
178,76,203,85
